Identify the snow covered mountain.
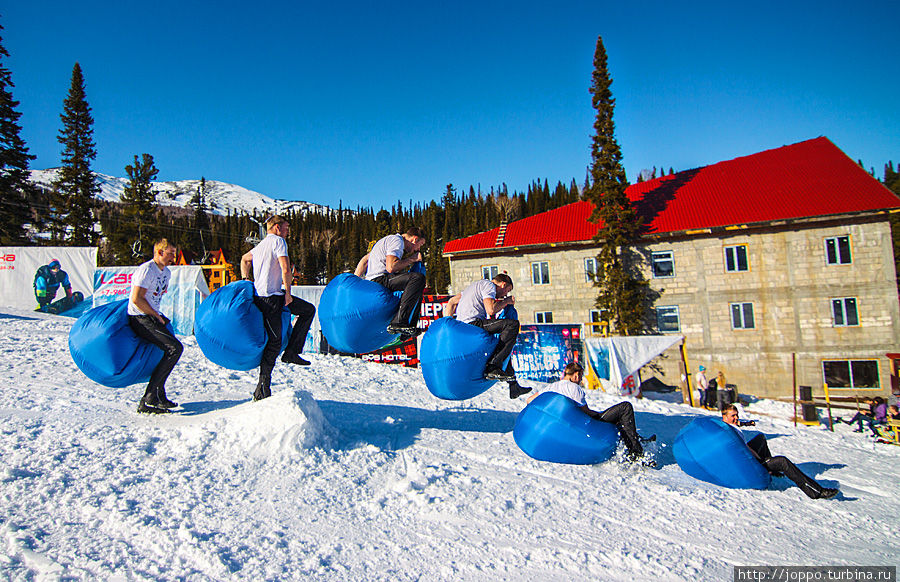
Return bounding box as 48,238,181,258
28,169,336,218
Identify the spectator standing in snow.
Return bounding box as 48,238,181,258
695,365,709,408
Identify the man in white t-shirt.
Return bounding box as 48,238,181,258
695,365,709,408
445,273,529,398
240,215,316,401
128,239,183,414
361,227,427,338
721,405,838,499
528,362,655,465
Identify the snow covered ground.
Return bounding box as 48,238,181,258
1,308,898,581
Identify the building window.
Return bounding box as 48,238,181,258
656,306,680,333
823,360,878,388
832,298,859,327
482,265,499,280
825,235,852,265
651,251,675,278
589,309,608,335
589,309,606,324
584,257,597,282
724,245,749,272
535,311,553,324
531,261,550,285
730,302,755,329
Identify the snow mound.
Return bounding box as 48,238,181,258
177,389,336,459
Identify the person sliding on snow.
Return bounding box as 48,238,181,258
34,259,73,312
528,362,655,465
721,404,838,499
128,239,183,414
241,215,316,401
360,227,427,339
445,273,530,399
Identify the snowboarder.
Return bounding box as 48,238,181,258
240,215,316,401
128,239,183,414
721,404,838,499
34,259,73,312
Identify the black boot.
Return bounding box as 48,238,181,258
137,395,168,414
141,384,160,407
253,375,272,401
281,351,311,366
155,386,178,409
508,381,531,399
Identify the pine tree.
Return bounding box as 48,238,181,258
0,23,36,244
189,177,212,261
104,154,159,263
885,162,900,196
585,36,651,335
53,63,99,245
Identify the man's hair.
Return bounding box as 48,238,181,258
405,227,425,240
564,362,584,376
154,238,174,254
492,273,513,288
267,215,288,230
721,403,738,414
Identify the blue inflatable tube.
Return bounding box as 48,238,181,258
673,417,771,489
419,317,499,400
194,281,290,371
513,392,620,464
68,299,173,388
319,273,401,354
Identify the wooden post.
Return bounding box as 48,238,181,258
824,382,834,431
677,339,692,406
792,352,797,428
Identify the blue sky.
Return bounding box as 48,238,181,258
5,1,898,209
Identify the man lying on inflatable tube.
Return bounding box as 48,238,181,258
722,404,839,499
526,362,656,466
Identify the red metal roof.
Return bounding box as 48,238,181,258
444,137,900,254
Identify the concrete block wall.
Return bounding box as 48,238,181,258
447,219,899,398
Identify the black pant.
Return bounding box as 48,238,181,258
253,294,316,378
128,315,183,392
469,318,519,369
746,434,823,498
598,401,643,457
372,271,426,327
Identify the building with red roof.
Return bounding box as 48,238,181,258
443,137,900,399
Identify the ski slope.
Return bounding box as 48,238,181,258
0,308,897,580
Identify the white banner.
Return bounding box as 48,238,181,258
0,247,97,311
294,285,325,354
94,266,210,336
585,335,683,395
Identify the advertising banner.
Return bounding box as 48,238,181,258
510,324,584,383
93,266,210,336
360,294,451,366
0,247,96,313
